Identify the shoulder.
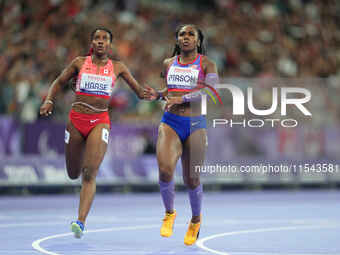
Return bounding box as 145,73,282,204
112,60,127,70
160,57,175,78
163,56,176,69
163,56,176,65
71,56,87,68
73,56,87,64
200,55,217,74
200,55,216,69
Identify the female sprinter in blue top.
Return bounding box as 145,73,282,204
146,24,219,245
40,27,151,239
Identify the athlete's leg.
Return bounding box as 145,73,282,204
157,123,182,237
157,123,183,213
65,120,86,179
182,128,207,222
77,123,109,224
182,128,206,245
66,120,87,238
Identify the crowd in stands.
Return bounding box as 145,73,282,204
0,0,339,125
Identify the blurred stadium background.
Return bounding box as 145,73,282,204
1,0,340,194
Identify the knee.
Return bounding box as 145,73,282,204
67,169,81,180
183,176,200,189
158,162,174,182
82,167,96,183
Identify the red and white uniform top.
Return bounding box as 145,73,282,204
75,56,116,99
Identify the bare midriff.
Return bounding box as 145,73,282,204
72,94,109,114
167,91,201,116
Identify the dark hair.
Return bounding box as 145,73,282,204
171,24,206,57
88,27,115,57
90,27,113,42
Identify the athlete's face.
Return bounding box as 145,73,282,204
91,30,112,55
177,25,200,52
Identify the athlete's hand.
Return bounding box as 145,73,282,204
143,85,158,101
39,100,54,117
165,97,184,111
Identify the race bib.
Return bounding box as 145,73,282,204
79,73,112,96
167,66,199,90
65,130,70,144
102,128,109,144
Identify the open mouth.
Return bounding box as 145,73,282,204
183,41,190,46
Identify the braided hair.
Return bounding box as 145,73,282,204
171,24,206,57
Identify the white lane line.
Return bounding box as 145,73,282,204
32,223,186,255
28,221,340,254
196,224,340,255
32,232,72,255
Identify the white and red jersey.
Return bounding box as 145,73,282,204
75,56,116,99
166,54,206,92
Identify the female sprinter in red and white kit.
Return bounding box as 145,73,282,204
40,27,150,238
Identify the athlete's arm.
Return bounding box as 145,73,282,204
115,61,145,99
181,57,219,103
40,57,82,116
166,57,219,108
157,58,171,100
144,58,171,101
